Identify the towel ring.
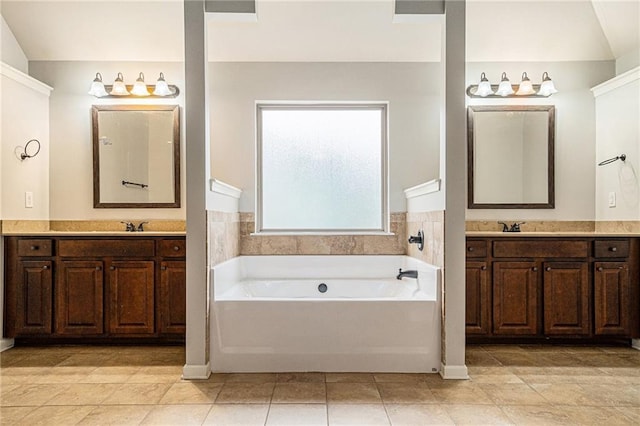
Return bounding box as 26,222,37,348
20,139,41,160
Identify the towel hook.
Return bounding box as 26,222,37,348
598,154,626,166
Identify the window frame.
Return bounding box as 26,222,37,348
255,102,389,235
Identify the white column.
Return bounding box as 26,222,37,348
441,0,468,379
182,0,210,379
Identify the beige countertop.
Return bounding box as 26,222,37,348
466,231,640,237
2,231,185,237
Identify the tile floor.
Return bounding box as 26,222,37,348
1,344,639,425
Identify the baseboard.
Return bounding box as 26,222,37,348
632,339,640,351
182,362,211,380
439,362,469,380
0,338,15,352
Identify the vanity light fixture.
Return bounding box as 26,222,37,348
466,71,558,98
89,72,179,98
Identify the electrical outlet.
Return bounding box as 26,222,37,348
25,191,34,208
608,191,616,208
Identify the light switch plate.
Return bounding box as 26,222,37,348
25,191,34,208
608,191,616,208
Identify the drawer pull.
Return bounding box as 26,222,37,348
609,247,617,252
597,266,604,272
481,266,487,271
95,266,102,271
532,267,538,272
546,267,552,271
42,265,49,270
173,246,181,251
110,266,116,271
30,245,39,250
467,247,474,252
161,266,167,271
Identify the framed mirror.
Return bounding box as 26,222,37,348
92,105,180,208
468,105,555,209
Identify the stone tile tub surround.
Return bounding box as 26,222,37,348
209,210,240,266
407,211,444,268
1,220,186,233
238,212,406,255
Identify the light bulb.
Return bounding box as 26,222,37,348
153,72,173,96
496,72,514,96
538,72,558,96
110,72,130,96
131,72,150,96
88,72,108,97
475,72,494,97
516,72,535,95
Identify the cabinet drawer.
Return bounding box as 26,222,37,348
17,239,53,257
594,240,629,258
58,240,154,257
493,240,588,258
466,240,487,258
158,240,186,257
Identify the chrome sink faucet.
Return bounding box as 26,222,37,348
396,268,418,280
121,221,136,232
498,221,525,232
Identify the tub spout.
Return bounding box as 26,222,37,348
397,268,418,280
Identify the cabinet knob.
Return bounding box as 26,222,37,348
95,266,102,271
30,245,38,250
609,247,617,252
619,266,624,270
42,265,49,270
161,266,167,271
173,246,181,251
467,247,474,252
532,267,538,271
481,266,487,271
546,267,552,271
597,266,604,272
110,266,116,270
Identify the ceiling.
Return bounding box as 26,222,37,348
1,0,638,63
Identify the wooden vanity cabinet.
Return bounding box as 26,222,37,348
3,236,186,342
466,236,639,342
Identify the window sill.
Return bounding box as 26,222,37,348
250,231,395,237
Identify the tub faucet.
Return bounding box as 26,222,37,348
397,268,418,280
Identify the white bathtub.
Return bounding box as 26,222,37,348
211,255,441,373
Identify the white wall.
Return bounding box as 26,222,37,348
209,62,442,213
466,61,615,221
0,15,27,74
594,68,640,221
29,61,186,220
1,65,51,220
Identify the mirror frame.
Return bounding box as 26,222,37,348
467,105,555,209
92,104,181,208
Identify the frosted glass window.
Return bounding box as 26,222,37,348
257,104,387,232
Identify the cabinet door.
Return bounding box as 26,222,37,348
56,261,104,335
108,261,155,334
493,262,539,335
543,262,590,335
594,262,630,336
466,261,490,335
15,261,53,335
159,261,186,335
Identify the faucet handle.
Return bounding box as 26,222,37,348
121,221,135,232
137,222,148,232
510,222,525,232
